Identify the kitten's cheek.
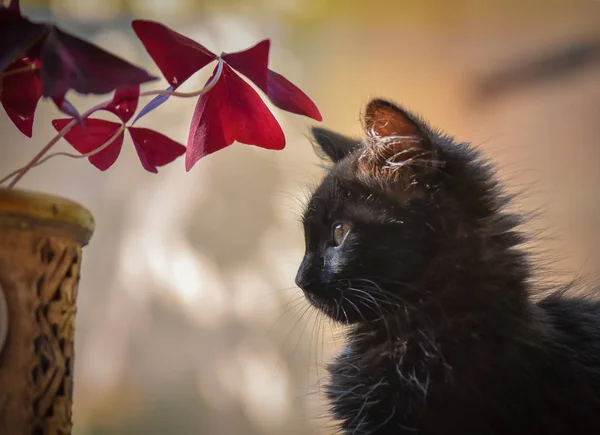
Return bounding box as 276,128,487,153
325,248,348,276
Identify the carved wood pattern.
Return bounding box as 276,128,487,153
0,230,82,435
31,239,81,435
0,282,7,357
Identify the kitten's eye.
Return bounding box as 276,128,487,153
332,222,351,246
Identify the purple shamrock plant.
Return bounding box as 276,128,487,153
0,0,322,188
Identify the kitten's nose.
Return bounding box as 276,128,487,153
295,256,316,291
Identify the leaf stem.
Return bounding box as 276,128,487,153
39,124,126,164
0,124,126,185
139,57,224,99
1,57,225,188
0,63,38,80
5,100,112,188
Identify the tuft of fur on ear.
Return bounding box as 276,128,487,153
358,99,440,186
311,127,361,163
364,99,422,139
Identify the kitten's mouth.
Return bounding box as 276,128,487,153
303,290,320,306
302,287,345,321
302,288,328,311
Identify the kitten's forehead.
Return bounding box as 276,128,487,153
306,170,346,217
305,157,401,226
304,160,357,219
322,151,430,208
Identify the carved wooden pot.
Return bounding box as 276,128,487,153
0,189,94,435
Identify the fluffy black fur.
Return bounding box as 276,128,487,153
295,99,600,434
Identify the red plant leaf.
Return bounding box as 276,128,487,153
132,20,217,88
186,64,285,171
221,39,321,121
128,127,186,173
40,26,156,97
101,86,139,123
1,58,42,136
221,39,269,91
52,118,124,171
0,8,47,73
265,69,322,121
1,58,41,114
8,0,20,11
4,106,34,137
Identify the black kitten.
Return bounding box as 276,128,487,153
296,99,600,435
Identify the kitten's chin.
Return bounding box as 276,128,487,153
303,291,354,324
303,291,329,314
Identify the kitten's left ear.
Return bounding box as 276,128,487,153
311,127,361,163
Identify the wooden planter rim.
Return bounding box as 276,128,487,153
0,189,95,246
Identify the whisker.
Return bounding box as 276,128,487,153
291,307,317,359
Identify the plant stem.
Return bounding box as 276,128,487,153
139,57,224,99
0,168,25,186
2,58,224,188
0,125,126,185
39,125,126,164
0,63,38,80
6,100,110,188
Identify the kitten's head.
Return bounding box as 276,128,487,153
296,99,506,324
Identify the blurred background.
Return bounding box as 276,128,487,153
2,0,600,433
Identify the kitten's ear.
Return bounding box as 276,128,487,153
311,127,361,163
363,99,424,145
359,99,437,180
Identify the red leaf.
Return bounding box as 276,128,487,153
52,118,124,171
1,58,42,136
40,26,156,97
8,0,20,11
0,58,42,133
221,39,322,121
265,69,322,121
101,86,139,123
128,127,186,173
4,106,34,137
0,8,47,73
222,39,269,91
186,64,285,171
132,20,217,88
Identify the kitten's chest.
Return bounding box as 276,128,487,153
326,339,441,434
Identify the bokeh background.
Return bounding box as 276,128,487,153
2,0,600,433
